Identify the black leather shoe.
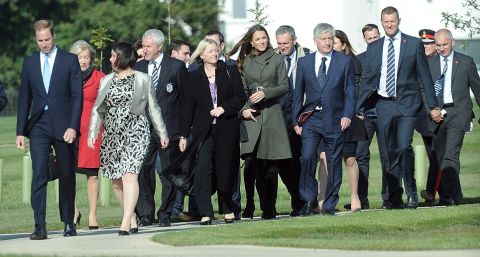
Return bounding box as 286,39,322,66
63,223,77,237
30,225,47,240
420,190,434,202
406,196,419,209
242,203,255,219
436,198,457,206
234,212,241,221
158,218,171,227
300,201,318,216
289,208,301,217
118,230,130,236
138,216,152,226
320,209,335,216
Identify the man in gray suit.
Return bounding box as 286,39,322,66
356,6,442,209
428,29,480,205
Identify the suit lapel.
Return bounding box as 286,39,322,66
397,33,408,70
430,55,441,81
323,51,337,87
157,56,171,91
305,54,317,87
33,52,48,96
373,39,383,75
48,49,62,95
451,52,460,84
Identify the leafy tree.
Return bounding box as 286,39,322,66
90,26,114,72
441,0,480,38
247,0,270,26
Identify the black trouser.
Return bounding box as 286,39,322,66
136,136,158,220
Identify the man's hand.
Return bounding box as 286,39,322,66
430,108,443,123
294,125,302,135
179,138,187,152
340,117,351,131
63,128,76,144
16,136,26,150
210,106,225,117
242,109,257,122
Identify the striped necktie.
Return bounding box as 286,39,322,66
43,53,51,93
317,57,327,89
434,58,448,96
385,38,396,97
151,60,159,91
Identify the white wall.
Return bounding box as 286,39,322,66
221,0,475,54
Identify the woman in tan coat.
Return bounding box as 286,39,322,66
227,25,291,219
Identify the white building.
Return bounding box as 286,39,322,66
219,0,479,65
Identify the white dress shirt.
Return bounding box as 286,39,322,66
315,50,332,77
40,46,58,77
440,51,454,104
148,53,164,77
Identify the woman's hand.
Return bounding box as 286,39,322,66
210,106,225,117
242,109,257,122
161,138,169,149
249,91,265,104
87,138,96,149
179,137,187,152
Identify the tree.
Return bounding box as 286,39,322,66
247,0,270,26
90,26,114,72
441,0,480,38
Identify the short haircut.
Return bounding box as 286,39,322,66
189,38,218,64
69,40,96,58
435,29,454,40
381,6,399,18
206,30,225,43
142,29,165,46
361,24,379,36
169,39,190,55
34,19,55,35
313,23,335,38
275,25,296,39
111,41,137,70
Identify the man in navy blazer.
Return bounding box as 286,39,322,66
293,23,355,215
356,6,442,209
133,29,188,227
16,20,82,239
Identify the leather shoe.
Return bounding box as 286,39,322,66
30,225,47,240
289,208,301,217
63,223,77,237
138,216,152,226
158,218,171,227
406,196,418,209
420,190,434,202
320,209,335,216
300,201,318,216
118,230,130,236
435,198,457,206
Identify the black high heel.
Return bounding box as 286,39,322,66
242,205,255,219
130,227,139,234
74,212,82,227
88,225,99,230
117,230,130,236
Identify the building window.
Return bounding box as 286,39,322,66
233,0,246,18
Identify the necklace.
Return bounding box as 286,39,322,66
207,74,215,79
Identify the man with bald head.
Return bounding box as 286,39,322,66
427,29,480,206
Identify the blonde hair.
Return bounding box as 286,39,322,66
188,38,218,65
69,40,96,59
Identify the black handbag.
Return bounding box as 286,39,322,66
47,151,58,181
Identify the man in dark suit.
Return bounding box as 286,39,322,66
0,81,7,112
293,23,355,215
428,29,480,205
16,19,82,239
133,29,188,227
357,6,442,209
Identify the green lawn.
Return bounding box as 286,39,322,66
1,105,480,250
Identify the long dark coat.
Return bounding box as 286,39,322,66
164,61,246,194
240,48,292,159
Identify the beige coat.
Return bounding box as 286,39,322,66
88,71,168,141
240,48,291,159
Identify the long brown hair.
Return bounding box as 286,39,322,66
335,30,356,56
226,24,272,72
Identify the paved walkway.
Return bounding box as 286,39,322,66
0,213,479,257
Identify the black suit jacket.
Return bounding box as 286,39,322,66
16,48,82,139
428,52,480,131
0,81,6,112
133,54,188,140
357,33,438,116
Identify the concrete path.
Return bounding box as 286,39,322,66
0,214,478,257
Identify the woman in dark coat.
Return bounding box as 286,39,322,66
178,39,246,225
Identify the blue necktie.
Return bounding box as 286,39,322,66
43,53,51,93
317,57,327,89
385,38,395,97
151,61,159,91
434,58,448,96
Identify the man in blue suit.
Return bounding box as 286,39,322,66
293,23,355,215
356,6,442,209
16,20,82,239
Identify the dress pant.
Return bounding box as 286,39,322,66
255,158,278,217
376,99,417,205
217,166,241,216
136,135,158,220
194,126,234,217
433,107,464,203
276,129,304,212
156,140,181,220
299,111,344,211
30,111,76,226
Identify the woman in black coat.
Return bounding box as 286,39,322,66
178,39,247,225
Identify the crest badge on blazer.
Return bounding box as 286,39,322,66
166,83,173,93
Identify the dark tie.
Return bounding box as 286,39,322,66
434,58,448,96
317,57,327,89
286,56,293,90
286,56,292,72
151,60,159,91
385,38,395,97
